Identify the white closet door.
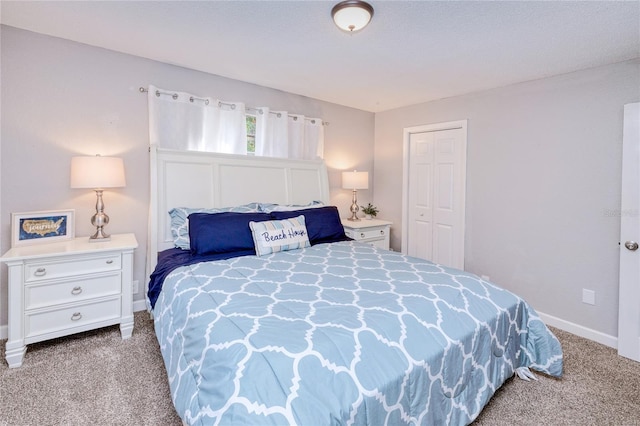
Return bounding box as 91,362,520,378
618,102,640,361
408,132,434,261
406,124,466,269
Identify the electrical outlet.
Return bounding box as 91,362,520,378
133,280,139,294
582,289,595,305
481,275,490,281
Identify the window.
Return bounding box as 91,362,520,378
246,115,256,154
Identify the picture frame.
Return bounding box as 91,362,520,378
11,209,75,247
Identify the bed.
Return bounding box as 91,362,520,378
146,145,563,425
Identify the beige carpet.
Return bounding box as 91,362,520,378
1,312,639,425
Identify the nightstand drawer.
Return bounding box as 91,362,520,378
341,219,392,251
25,297,121,339
25,254,121,283
347,227,388,241
25,273,121,310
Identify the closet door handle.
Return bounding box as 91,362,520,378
625,241,639,251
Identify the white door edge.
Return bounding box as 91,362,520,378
402,120,468,258
618,102,640,362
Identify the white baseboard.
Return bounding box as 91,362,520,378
538,311,618,349
133,299,148,313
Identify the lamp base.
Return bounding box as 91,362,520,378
89,227,111,242
89,189,111,242
347,189,361,221
89,237,111,243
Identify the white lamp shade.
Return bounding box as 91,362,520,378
70,156,126,189
332,1,374,32
342,171,369,190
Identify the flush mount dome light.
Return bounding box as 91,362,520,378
331,0,374,32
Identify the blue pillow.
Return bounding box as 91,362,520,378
188,212,270,255
249,216,311,256
169,203,260,249
270,206,346,245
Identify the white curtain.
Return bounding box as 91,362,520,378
255,108,289,157
288,114,305,159
148,85,247,154
256,110,324,160
304,117,325,160
148,86,206,151
147,84,324,159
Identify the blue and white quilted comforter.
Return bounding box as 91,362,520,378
153,241,563,425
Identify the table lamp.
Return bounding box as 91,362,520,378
70,155,126,242
342,170,368,221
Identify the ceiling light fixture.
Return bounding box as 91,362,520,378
331,0,374,33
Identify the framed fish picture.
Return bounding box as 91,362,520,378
11,210,75,247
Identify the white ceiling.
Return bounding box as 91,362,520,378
2,1,639,112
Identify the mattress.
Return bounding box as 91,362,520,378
152,241,563,425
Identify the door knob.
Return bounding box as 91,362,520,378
625,241,639,251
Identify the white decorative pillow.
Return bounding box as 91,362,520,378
249,216,311,256
258,200,324,213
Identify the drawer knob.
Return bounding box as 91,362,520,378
71,312,83,321
34,267,47,277
71,286,83,295
360,233,365,238
106,260,114,264
380,230,385,235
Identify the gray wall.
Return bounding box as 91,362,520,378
374,60,640,339
0,26,374,328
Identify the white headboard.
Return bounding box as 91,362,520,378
146,145,330,279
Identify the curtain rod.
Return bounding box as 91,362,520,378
139,87,328,125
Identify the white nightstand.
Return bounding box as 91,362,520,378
341,218,392,250
0,233,138,368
